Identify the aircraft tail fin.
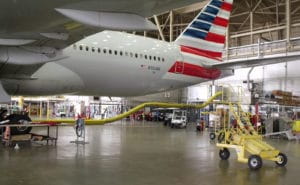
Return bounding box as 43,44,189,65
175,0,233,63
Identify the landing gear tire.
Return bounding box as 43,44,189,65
7,114,32,135
248,155,263,170
275,153,288,167
209,133,216,140
219,148,230,160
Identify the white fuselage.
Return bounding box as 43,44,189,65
2,31,233,97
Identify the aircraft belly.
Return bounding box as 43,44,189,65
2,62,84,96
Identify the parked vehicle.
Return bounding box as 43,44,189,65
170,110,187,129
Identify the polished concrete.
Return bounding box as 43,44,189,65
0,121,299,185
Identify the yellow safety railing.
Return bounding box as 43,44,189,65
33,91,223,125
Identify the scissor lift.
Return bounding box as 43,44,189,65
215,86,287,170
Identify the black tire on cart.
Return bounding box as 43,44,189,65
7,114,32,135
219,148,230,160
275,153,288,167
209,133,216,140
248,155,263,170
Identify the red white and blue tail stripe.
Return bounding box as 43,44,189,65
175,0,233,63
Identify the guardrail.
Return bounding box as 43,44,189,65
224,37,300,60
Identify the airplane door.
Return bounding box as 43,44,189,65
175,61,184,74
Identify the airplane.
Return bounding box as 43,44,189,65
1,0,300,103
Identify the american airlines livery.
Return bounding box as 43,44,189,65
0,0,299,100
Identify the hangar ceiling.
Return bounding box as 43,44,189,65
140,0,300,48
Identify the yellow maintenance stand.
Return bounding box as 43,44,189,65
216,87,287,170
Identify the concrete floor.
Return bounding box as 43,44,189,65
0,121,299,185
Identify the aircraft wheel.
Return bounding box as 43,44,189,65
275,153,288,167
248,155,263,170
219,148,230,160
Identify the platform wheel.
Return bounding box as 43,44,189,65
248,155,263,170
275,153,288,167
219,148,230,160
209,133,216,140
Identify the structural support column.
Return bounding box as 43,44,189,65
18,96,24,110
170,10,174,42
225,25,230,61
154,15,165,41
47,100,50,120
250,11,254,44
286,0,291,49
39,101,42,119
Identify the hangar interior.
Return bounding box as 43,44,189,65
1,0,300,185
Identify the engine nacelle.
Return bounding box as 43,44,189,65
0,46,65,65
56,8,157,31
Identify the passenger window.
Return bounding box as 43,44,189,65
125,52,129,56
149,56,152,60
98,48,101,53
79,45,83,50
92,47,95,52
145,55,148,59
73,44,77,50
120,51,123,56
154,56,156,61
135,53,138,58
158,57,161,61
114,50,118,55
86,46,89,51
162,58,165,62
109,50,112,54
103,49,107,54
130,53,133,57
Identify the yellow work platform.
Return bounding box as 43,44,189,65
216,100,287,170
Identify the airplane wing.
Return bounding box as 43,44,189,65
0,0,202,49
208,53,300,69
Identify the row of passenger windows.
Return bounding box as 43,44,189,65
73,44,165,62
